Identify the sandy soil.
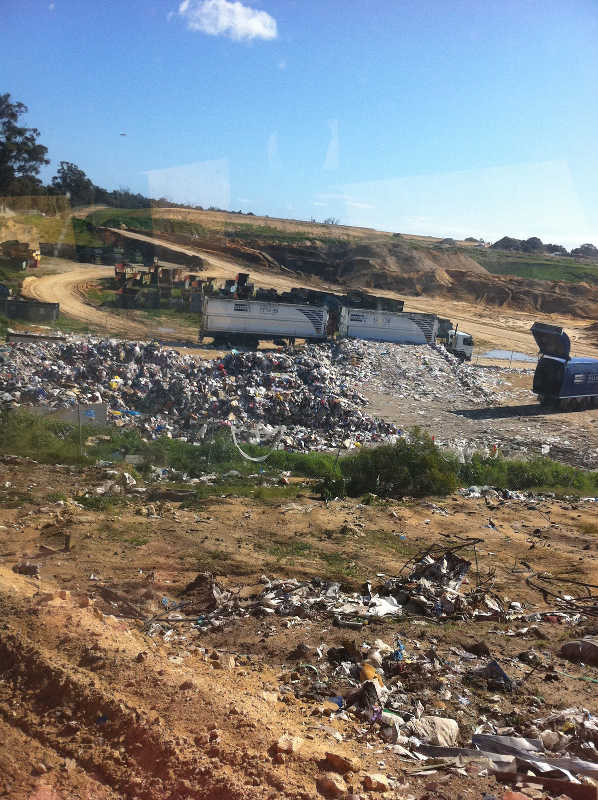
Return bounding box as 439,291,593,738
0,457,597,799
22,263,151,338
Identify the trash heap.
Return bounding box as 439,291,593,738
146,543,514,634
0,335,525,451
143,563,597,788
332,338,512,407
0,337,400,449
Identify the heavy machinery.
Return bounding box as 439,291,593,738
445,329,474,360
531,322,598,409
436,319,474,360
338,307,438,344
198,272,475,352
0,240,40,269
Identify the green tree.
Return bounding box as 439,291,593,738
50,161,96,206
0,93,49,196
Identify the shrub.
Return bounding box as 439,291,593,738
339,429,459,498
459,454,598,494
0,409,89,464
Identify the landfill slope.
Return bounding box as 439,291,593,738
108,225,598,320
0,456,597,799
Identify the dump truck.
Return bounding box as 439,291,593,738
445,329,474,360
199,297,329,347
531,322,598,409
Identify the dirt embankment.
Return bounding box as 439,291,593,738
368,268,598,319
119,227,598,320
236,239,489,284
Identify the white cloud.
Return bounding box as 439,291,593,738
48,2,55,9
313,201,327,207
177,0,277,41
278,58,287,70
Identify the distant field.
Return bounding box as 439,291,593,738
84,206,478,247
86,207,377,244
469,247,598,285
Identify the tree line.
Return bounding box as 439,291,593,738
0,93,188,210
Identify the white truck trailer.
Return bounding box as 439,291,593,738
200,297,329,346
338,308,439,344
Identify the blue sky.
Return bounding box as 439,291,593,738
3,0,598,246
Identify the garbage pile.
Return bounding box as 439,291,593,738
144,567,597,786
144,543,518,637
0,337,404,449
333,338,514,407
0,333,540,454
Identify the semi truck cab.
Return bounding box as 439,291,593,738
446,329,474,361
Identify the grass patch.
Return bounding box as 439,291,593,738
0,410,89,465
2,412,598,502
84,209,349,246
0,314,10,339
50,314,95,334
179,482,306,507
77,494,129,512
468,247,598,285
45,491,67,503
317,550,360,579
263,537,313,561
578,522,598,537
193,548,232,573
367,529,418,558
459,453,598,494
0,488,35,508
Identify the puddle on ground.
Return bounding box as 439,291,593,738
481,349,537,362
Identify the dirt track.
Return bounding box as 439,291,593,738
100,229,598,358
22,264,151,338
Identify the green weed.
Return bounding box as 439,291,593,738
77,495,128,512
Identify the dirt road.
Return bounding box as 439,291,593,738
106,227,336,293
22,263,153,338
22,259,203,342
